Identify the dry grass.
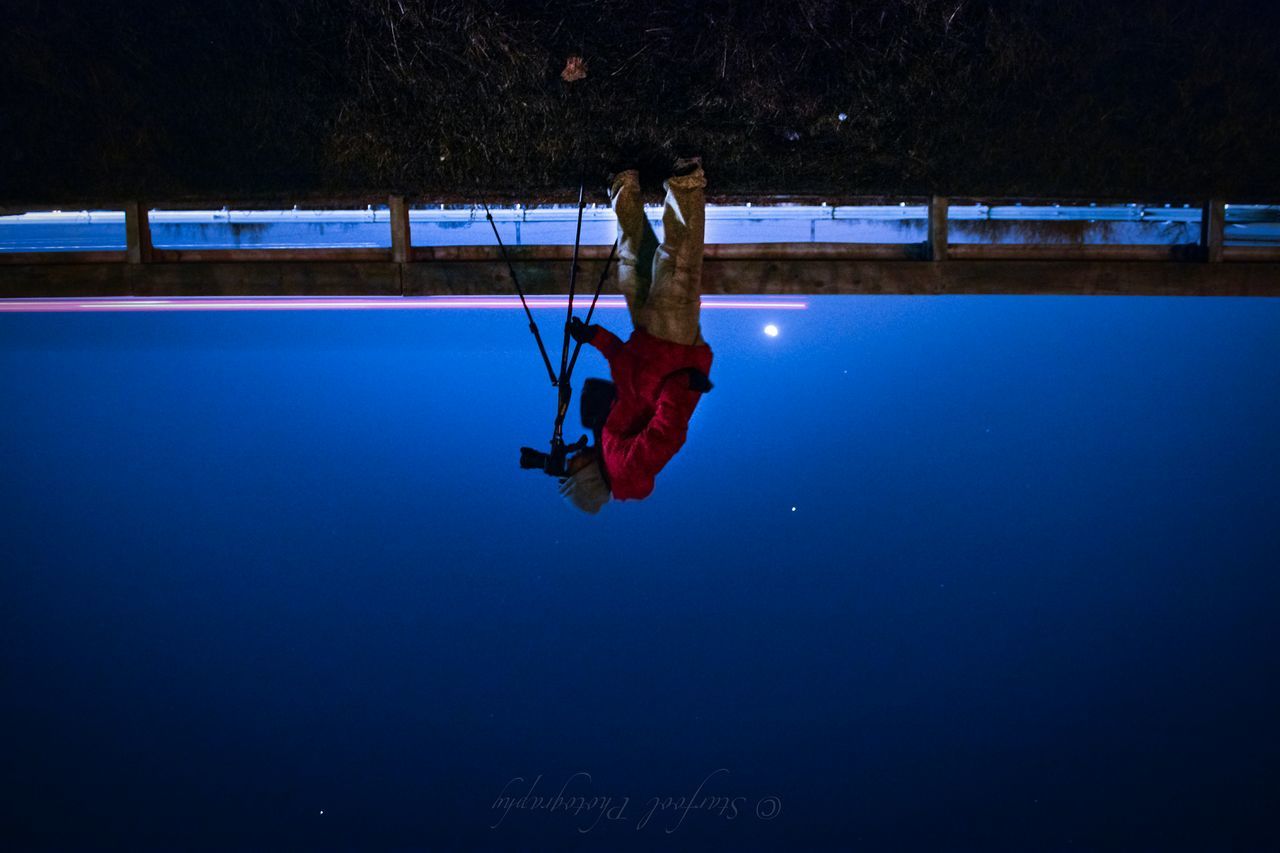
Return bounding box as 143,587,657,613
2,0,1277,202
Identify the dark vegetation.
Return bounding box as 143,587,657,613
2,0,1278,203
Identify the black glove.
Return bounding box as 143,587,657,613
683,368,714,393
568,316,600,345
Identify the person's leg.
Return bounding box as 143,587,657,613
647,159,707,346
608,170,659,333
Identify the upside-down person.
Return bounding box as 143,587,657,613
557,156,715,514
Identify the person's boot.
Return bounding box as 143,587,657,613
602,139,647,193
607,168,641,204
671,155,703,178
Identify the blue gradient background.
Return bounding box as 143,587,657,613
2,296,1278,850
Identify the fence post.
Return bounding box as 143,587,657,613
390,195,410,265
929,196,949,262
1202,199,1224,263
125,201,153,264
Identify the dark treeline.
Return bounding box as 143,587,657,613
2,0,1277,202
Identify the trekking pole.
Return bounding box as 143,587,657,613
557,175,588,388
480,199,558,387
564,239,617,382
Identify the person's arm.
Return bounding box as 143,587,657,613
570,317,624,367
610,374,701,495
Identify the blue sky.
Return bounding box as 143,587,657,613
1,295,1278,849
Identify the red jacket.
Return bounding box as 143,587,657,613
585,327,714,500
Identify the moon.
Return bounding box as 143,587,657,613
764,324,779,337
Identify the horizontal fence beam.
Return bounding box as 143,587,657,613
6,197,1275,219
411,243,925,262
0,194,932,212
12,241,1273,266
148,248,394,263
4,259,1279,299
1223,245,1280,262
13,192,1280,212
0,251,129,265
946,244,1202,261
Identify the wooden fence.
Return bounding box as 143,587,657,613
2,196,1278,297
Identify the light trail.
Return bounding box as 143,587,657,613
0,296,809,313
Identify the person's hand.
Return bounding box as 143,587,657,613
568,316,599,345
683,368,714,393
560,55,587,82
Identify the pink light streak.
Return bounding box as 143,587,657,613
0,296,809,313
